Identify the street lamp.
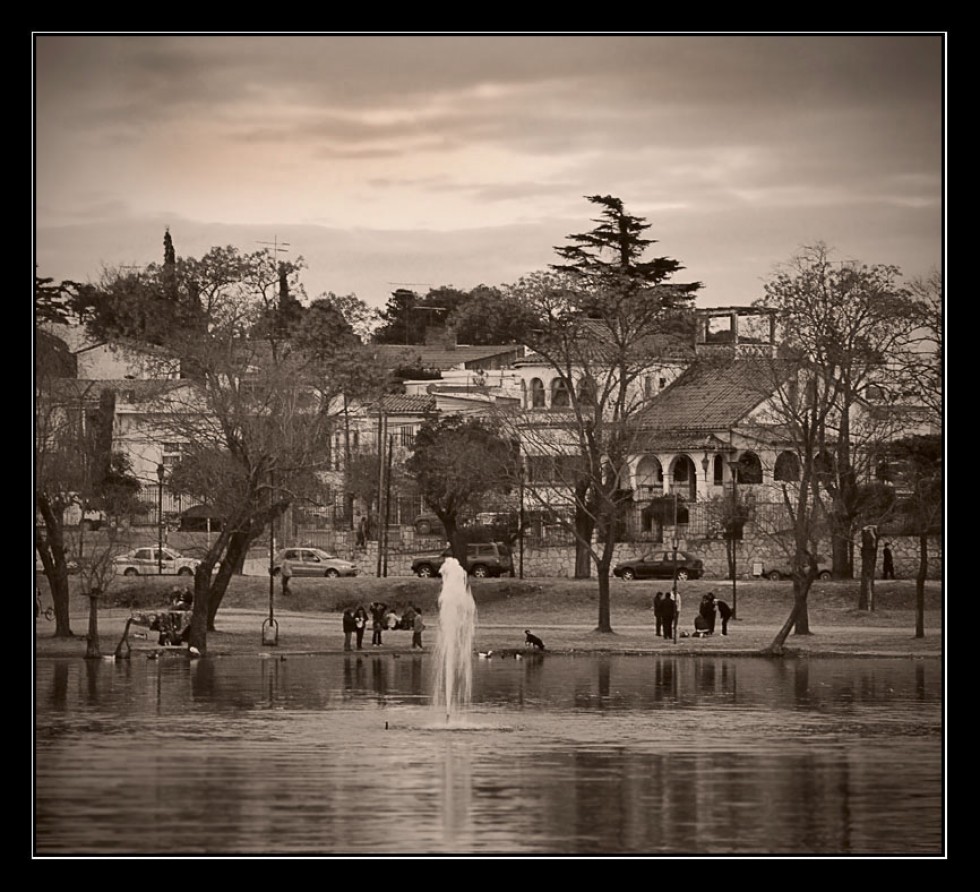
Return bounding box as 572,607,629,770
156,463,165,575
727,459,739,619
263,466,279,646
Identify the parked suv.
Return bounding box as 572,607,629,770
412,542,514,578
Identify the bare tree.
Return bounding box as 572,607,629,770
756,243,917,582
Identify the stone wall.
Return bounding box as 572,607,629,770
241,533,942,580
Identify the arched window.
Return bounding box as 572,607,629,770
774,451,800,482
735,451,763,484
551,378,571,408
530,378,545,408
713,454,724,485
577,376,597,406
635,455,663,497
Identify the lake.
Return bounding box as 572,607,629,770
34,653,943,856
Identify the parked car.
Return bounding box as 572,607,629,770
413,514,445,536
763,556,832,581
272,547,357,578
412,542,514,579
35,555,79,574
613,550,705,581
113,546,200,577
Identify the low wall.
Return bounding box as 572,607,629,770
236,534,941,580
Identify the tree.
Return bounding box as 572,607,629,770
76,241,360,653
898,269,942,428
404,414,516,563
756,243,917,581
484,196,700,632
884,434,942,637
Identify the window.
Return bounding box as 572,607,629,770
135,549,152,561
530,378,545,408
774,451,800,482
399,426,416,448
162,442,183,467
551,378,571,408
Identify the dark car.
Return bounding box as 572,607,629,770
412,542,514,579
764,556,832,581
613,550,704,581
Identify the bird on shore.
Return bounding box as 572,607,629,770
478,650,494,659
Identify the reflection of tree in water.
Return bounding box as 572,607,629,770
193,657,217,701
697,659,716,695
371,658,388,700
410,655,423,697
793,661,811,708
50,661,69,708
84,659,100,705
597,657,611,703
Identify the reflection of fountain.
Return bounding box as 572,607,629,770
431,557,477,721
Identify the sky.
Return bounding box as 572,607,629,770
34,33,945,314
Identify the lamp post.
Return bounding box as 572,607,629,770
263,466,279,646
671,492,680,642
728,459,739,619
156,463,165,575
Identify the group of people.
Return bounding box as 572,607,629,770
342,601,425,651
652,590,732,640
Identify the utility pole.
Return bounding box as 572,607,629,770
383,433,394,578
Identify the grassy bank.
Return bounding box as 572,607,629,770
36,572,943,660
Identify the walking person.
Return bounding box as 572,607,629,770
713,596,733,636
342,608,356,651
369,600,387,647
653,591,665,637
353,606,368,650
882,543,895,580
411,608,426,650
280,554,293,597
660,591,677,641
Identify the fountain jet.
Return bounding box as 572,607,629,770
431,556,477,722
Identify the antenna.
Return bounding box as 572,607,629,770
387,282,433,288
257,237,291,270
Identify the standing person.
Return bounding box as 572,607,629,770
411,608,425,650
700,594,718,635
653,592,665,637
342,608,356,651
660,591,677,641
713,596,733,636
369,600,387,647
353,606,368,650
882,543,895,579
280,554,293,597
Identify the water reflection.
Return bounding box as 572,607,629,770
34,654,943,856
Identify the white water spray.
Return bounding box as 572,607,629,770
431,556,477,722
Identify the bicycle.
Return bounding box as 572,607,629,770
35,588,53,622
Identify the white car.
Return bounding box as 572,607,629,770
113,546,200,577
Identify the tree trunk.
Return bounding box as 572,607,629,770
792,571,813,635
766,576,814,654
915,534,927,638
36,495,74,637
857,527,878,612
573,479,593,579
206,525,260,629
84,592,101,659
594,522,616,633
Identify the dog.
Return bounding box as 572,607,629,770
524,629,546,651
